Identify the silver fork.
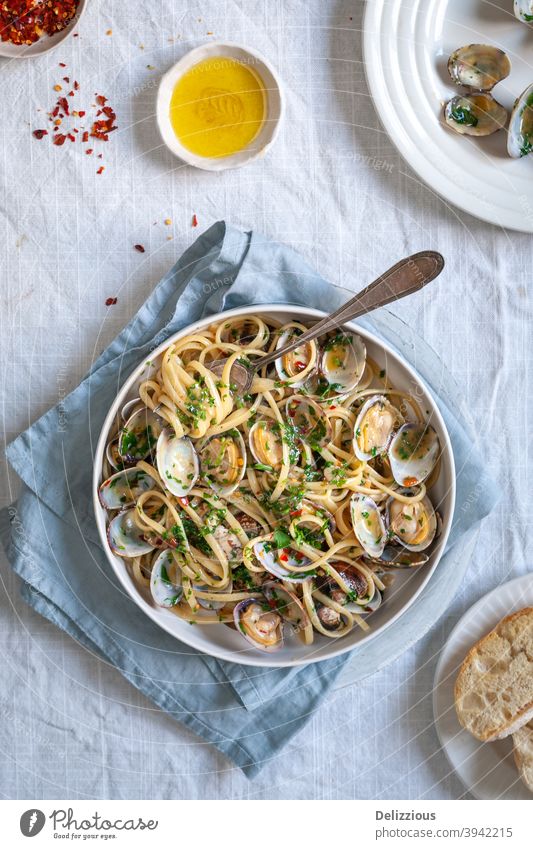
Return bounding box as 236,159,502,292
209,251,445,394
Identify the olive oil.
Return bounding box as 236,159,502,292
169,56,267,158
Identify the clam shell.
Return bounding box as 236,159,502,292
515,1,533,23
444,93,508,137
119,407,164,462
362,546,429,569
248,420,284,470
107,509,155,558
508,83,533,158
199,430,246,496
253,541,316,583
156,429,199,497
448,44,511,91
386,493,437,552
285,395,332,451
262,580,310,629
274,325,317,387
99,467,158,510
233,598,283,652
150,550,183,608
350,494,386,559
388,423,440,487
320,331,366,394
353,395,403,461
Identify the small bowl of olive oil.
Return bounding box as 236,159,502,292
157,42,284,171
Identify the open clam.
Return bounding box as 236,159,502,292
324,560,374,606
350,494,386,558
508,84,533,158
253,540,316,583
157,429,199,497
262,581,310,630
150,550,184,608
362,546,429,569
274,325,317,387
119,407,164,463
387,492,437,552
353,395,403,461
108,509,156,558
285,395,332,451
199,430,246,496
99,467,158,510
448,44,511,91
389,423,440,487
320,332,366,394
249,420,285,470
444,93,508,137
233,598,283,652
515,1,533,23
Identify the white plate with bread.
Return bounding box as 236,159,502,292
434,574,533,800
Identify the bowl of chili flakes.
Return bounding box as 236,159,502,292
0,0,87,58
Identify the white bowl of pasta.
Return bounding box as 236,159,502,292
93,305,455,667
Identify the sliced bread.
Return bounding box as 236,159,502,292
454,607,533,742
513,722,533,793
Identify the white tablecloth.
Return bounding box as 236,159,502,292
0,0,530,800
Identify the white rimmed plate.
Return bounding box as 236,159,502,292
364,0,533,232
0,0,87,58
93,305,455,668
156,42,284,171
433,573,533,800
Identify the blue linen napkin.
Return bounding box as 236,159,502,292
0,222,499,777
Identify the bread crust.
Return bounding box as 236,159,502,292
454,607,533,742
513,722,533,793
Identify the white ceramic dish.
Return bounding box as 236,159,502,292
93,305,455,668
364,0,533,232
156,42,284,171
0,0,87,58
434,573,533,800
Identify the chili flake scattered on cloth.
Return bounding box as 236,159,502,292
192,214,198,227
0,1,79,45
134,244,145,253
32,79,117,175
105,297,118,306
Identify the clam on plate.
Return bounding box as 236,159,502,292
364,0,533,231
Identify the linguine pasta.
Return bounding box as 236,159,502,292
99,314,442,653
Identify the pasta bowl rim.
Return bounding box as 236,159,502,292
93,304,456,668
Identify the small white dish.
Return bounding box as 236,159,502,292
433,573,533,800
0,0,87,59
156,42,284,171
364,0,533,232
93,304,455,668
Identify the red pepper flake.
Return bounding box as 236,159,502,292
96,166,105,174
58,96,70,116
63,76,70,84
105,297,118,306
192,214,198,227
78,110,86,117
53,134,67,146
74,80,79,90
59,62,66,68
294,360,306,371
82,131,89,142
68,90,75,97
0,2,79,45
32,129,48,139
329,404,336,410
279,552,289,562
134,244,145,253
290,509,303,517
95,94,107,106
67,133,75,142
86,148,93,155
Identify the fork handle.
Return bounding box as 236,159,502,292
251,251,445,372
